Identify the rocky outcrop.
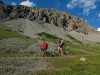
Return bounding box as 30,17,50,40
0,1,5,19
0,1,96,34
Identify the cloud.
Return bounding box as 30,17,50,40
20,0,36,7
98,13,100,18
11,2,16,5
66,0,99,15
67,0,79,8
97,28,100,31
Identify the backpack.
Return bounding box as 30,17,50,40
42,42,48,49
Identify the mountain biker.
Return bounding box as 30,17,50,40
58,38,64,56
41,40,48,57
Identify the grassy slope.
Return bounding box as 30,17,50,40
0,23,100,75
0,27,29,40
0,26,38,57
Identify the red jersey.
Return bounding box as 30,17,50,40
41,42,48,49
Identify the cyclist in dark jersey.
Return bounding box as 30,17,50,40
58,38,64,56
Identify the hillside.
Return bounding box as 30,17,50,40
1,18,100,43
0,1,100,75
1,0,100,43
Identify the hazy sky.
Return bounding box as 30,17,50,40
3,0,100,30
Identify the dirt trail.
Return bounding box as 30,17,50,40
69,47,97,55
75,49,97,55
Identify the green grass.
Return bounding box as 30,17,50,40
37,32,58,43
66,48,90,56
66,34,82,44
0,27,32,41
36,56,100,75
82,45,100,54
64,39,100,55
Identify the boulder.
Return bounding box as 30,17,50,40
80,57,87,62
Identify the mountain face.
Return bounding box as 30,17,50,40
0,2,96,34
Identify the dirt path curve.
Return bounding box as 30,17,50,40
66,46,98,55
73,48,97,55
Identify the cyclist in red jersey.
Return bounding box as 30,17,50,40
41,40,48,57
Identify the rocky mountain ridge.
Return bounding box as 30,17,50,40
0,1,96,34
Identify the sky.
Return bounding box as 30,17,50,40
2,0,100,31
